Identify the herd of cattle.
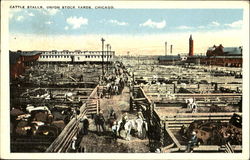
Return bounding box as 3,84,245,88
10,104,78,137
10,60,243,153
10,61,131,145
180,113,242,146
101,62,130,97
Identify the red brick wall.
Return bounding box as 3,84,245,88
189,39,194,56
200,57,242,67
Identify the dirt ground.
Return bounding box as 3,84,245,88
80,86,150,153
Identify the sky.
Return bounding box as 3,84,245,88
9,8,244,55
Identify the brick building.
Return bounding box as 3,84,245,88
203,45,242,67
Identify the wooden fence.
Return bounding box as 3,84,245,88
161,112,242,130
45,85,99,152
132,86,242,153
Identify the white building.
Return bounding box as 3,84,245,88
37,50,115,63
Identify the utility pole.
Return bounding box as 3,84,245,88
109,45,111,68
101,38,105,79
165,41,167,56
170,45,173,54
106,44,109,72
109,45,112,58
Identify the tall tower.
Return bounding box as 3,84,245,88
170,45,173,54
189,35,194,56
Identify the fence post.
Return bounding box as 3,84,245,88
160,120,165,147
130,91,134,111
97,99,99,114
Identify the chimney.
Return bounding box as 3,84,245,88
189,35,194,56
170,45,173,54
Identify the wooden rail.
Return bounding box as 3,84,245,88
160,112,242,129
146,93,242,97
45,85,99,152
133,86,242,153
165,127,181,149
162,128,242,153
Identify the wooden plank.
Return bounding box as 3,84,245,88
178,145,242,152
139,87,152,104
133,97,147,101
160,112,242,119
161,143,175,153
179,145,220,151
165,117,232,121
193,145,220,151
223,145,242,151
148,93,242,97
165,127,181,148
166,121,229,125
164,147,180,153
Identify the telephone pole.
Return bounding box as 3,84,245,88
165,41,167,56
101,38,105,79
106,44,110,72
170,44,173,54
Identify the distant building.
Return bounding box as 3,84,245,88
206,44,242,57
38,50,115,63
158,55,182,65
158,34,242,67
186,45,243,67
202,45,242,67
10,49,116,78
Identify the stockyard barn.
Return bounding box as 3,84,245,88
9,49,242,153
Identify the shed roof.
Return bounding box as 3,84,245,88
20,51,42,56
223,47,242,55
9,51,42,64
158,55,181,61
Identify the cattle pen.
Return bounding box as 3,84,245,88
9,57,243,153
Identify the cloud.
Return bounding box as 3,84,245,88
66,16,88,29
198,26,205,29
9,13,14,19
9,9,22,20
16,16,24,21
210,21,220,26
28,12,34,17
42,9,60,15
140,19,166,29
99,19,128,26
177,25,193,30
225,20,243,28
64,26,69,30
10,11,34,21
108,19,128,26
45,21,53,25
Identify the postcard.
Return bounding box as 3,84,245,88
1,0,249,159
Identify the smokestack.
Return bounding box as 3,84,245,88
189,35,194,56
165,42,167,56
170,45,173,54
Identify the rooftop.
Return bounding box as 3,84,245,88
158,55,181,61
